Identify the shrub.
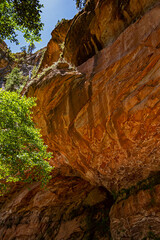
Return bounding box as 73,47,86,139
74,0,87,9
0,90,53,195
5,67,24,92
55,18,66,28
27,42,36,55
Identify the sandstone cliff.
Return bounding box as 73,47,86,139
1,0,160,239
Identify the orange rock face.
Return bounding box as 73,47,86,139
25,3,160,193
21,2,160,238
63,0,159,66
38,19,72,72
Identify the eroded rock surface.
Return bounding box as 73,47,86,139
63,0,159,66
24,4,160,237
38,19,72,72
110,184,160,239
25,3,160,193
0,176,112,240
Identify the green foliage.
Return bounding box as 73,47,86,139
20,46,27,54
5,67,24,92
55,18,66,28
0,0,43,44
74,0,87,9
27,42,36,54
31,65,38,79
0,90,53,195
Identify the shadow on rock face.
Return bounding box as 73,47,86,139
0,177,113,240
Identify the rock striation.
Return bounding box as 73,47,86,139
63,0,159,66
110,184,160,239
38,19,72,72
1,0,160,239
25,2,160,193
0,175,112,240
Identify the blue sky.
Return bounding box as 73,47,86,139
6,0,78,53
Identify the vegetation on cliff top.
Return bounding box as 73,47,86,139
0,0,87,44
0,90,52,196
74,0,87,9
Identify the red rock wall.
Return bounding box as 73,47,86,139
63,0,159,66
25,3,160,193
38,20,72,72
23,2,160,238
0,176,112,240
110,184,160,239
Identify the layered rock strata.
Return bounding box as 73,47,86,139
40,0,160,69
110,184,160,239
0,176,112,240
63,0,159,66
23,2,160,238
38,20,72,72
25,3,160,193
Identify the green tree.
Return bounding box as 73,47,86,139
5,67,24,92
0,90,52,195
27,42,36,54
55,18,66,28
74,0,87,9
20,45,27,54
0,0,43,44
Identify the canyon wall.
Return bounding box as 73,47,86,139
0,40,45,87
0,176,112,240
1,0,160,239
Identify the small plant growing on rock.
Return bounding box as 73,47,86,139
55,18,66,28
74,0,87,9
